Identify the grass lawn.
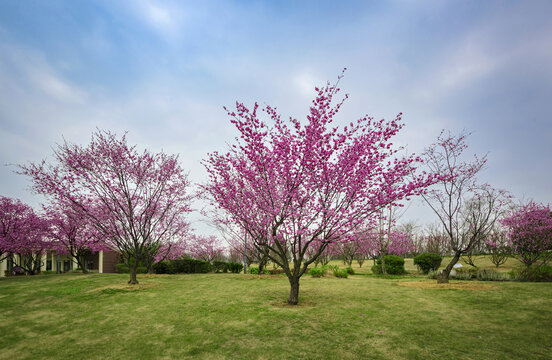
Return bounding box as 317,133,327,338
1,271,551,359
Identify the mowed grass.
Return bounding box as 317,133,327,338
1,271,551,360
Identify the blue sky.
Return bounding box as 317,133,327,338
1,0,551,233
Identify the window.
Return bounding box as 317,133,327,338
46,260,52,271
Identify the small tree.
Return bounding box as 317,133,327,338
501,202,552,268
0,196,51,275
46,203,109,273
188,234,225,263
202,72,437,304
484,227,510,267
20,130,192,284
421,131,509,283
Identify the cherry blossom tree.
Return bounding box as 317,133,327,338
501,201,552,268
188,234,225,263
45,202,109,273
421,131,510,283
202,72,438,304
0,196,51,275
19,130,192,284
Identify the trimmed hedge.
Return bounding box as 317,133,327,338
115,264,147,274
228,262,244,273
213,261,229,273
153,258,212,274
413,252,442,274
372,255,406,275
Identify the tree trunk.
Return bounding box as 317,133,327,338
381,253,387,275
437,251,462,283
128,262,139,285
77,255,88,274
287,276,300,305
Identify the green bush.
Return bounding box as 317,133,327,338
519,265,552,282
213,261,229,273
453,267,477,280
332,267,348,278
248,266,269,275
345,266,355,275
228,262,244,273
115,263,129,273
475,269,510,281
308,266,327,278
153,261,169,274
115,264,147,274
373,255,406,275
413,253,442,274
40,270,56,275
152,258,212,274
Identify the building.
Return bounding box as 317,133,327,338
0,250,119,277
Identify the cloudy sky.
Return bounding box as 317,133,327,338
1,0,551,234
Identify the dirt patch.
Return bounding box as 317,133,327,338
87,283,159,293
397,281,498,291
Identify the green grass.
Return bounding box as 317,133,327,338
1,271,551,359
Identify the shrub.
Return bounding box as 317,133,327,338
453,267,477,280
413,253,442,274
40,270,56,275
228,262,244,273
332,267,348,278
475,269,510,281
248,266,269,275
213,261,229,273
169,258,212,274
115,264,147,274
153,261,169,274
308,266,327,278
519,265,552,282
345,266,355,275
373,255,406,275
268,268,285,275
116,263,129,273
427,269,439,279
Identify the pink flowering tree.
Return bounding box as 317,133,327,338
501,202,552,268
45,202,110,273
19,130,193,284
202,72,438,304
0,196,51,275
484,226,510,267
188,234,225,263
143,236,189,273
421,131,510,283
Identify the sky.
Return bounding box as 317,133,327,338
1,0,551,235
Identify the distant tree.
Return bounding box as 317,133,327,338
501,201,552,268
188,234,225,263
484,226,510,267
421,131,510,283
45,202,109,273
19,130,192,284
0,196,51,275
203,72,438,303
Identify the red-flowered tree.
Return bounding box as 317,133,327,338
0,196,51,274
19,130,192,284
202,72,438,304
45,202,110,273
421,131,510,283
188,234,225,263
501,202,552,268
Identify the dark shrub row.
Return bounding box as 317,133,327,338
152,258,212,274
